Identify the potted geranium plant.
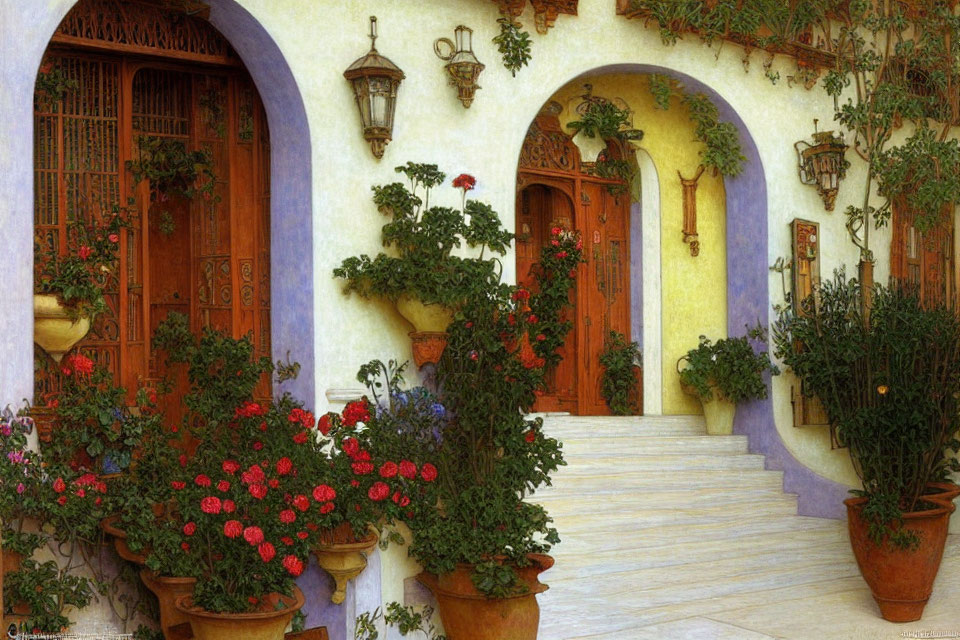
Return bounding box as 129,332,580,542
370,174,581,640
314,359,444,604
677,326,779,435
1,408,46,578
333,163,512,366
34,210,124,363
773,272,960,622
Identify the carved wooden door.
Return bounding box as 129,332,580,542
517,110,635,415
34,46,271,424
890,202,955,308
578,181,631,415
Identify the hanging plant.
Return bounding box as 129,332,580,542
568,99,644,195
127,136,219,235
492,16,532,77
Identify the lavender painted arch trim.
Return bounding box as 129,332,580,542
568,64,850,519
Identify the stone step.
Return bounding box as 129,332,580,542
543,418,706,438
534,487,795,513
557,435,749,455
538,469,785,494
550,514,836,553
538,493,797,520
552,452,766,472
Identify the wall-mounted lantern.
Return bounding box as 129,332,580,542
794,119,848,211
434,26,484,108
344,16,405,159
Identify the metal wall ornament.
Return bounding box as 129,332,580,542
794,119,848,211
435,26,485,108
344,16,405,159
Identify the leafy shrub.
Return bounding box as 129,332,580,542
678,325,779,403
599,331,642,415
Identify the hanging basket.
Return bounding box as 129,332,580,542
33,294,91,363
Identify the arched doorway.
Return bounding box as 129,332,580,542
517,104,634,415
33,0,272,422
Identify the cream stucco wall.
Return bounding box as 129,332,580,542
548,74,727,416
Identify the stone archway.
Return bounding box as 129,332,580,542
512,64,849,519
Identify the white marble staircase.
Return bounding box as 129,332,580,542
531,414,960,640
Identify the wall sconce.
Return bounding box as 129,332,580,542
344,16,405,159
679,166,705,257
794,119,848,211
434,26,484,108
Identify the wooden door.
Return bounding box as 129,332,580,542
517,181,578,412
516,110,636,415
577,180,632,415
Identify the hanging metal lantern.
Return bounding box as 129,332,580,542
794,119,848,211
344,16,405,159
434,25,485,108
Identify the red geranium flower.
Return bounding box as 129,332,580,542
292,494,310,512
281,537,294,546
248,483,268,500
78,245,93,260
53,477,66,493
351,462,374,475
235,401,265,418
452,173,476,190
342,437,360,458
268,478,280,489
279,509,296,524
217,480,230,492
368,482,390,502
288,408,314,429
282,554,304,576
66,354,94,376
222,460,240,474
276,457,293,476
243,526,264,546
195,474,211,487
181,542,190,552
108,233,119,243
398,460,417,479
200,496,222,514
222,499,236,513
312,484,336,502
525,430,536,443
223,520,243,538
319,501,335,514
171,481,186,490
341,400,370,427
379,462,398,478
241,465,265,485
258,541,276,562
183,522,196,536
57,495,67,506
421,463,438,482
296,531,309,540
293,430,308,444
318,413,333,435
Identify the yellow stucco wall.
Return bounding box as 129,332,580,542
549,74,727,416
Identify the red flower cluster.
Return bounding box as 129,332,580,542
282,554,304,576
61,353,94,377
78,245,93,260
200,496,222,514
341,400,370,427
288,408,314,429
235,401,266,418
318,413,333,435
452,173,476,191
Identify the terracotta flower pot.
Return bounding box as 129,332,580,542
101,515,148,564
924,481,960,503
417,554,553,640
3,549,24,576
140,569,197,640
845,496,955,622
313,525,379,604
395,295,453,367
174,586,304,640
33,293,91,363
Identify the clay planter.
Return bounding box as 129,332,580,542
101,515,148,564
174,586,304,640
140,569,197,640
395,295,453,368
30,406,57,443
313,525,379,604
417,554,553,640
924,482,960,503
33,293,91,363
845,496,955,622
3,549,24,576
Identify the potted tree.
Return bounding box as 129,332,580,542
773,273,960,621
333,163,512,367
677,327,779,435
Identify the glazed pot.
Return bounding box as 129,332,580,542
101,515,148,564
701,392,735,435
417,554,553,640
140,569,197,639
174,586,303,640
313,524,379,604
33,293,91,363
845,496,955,622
